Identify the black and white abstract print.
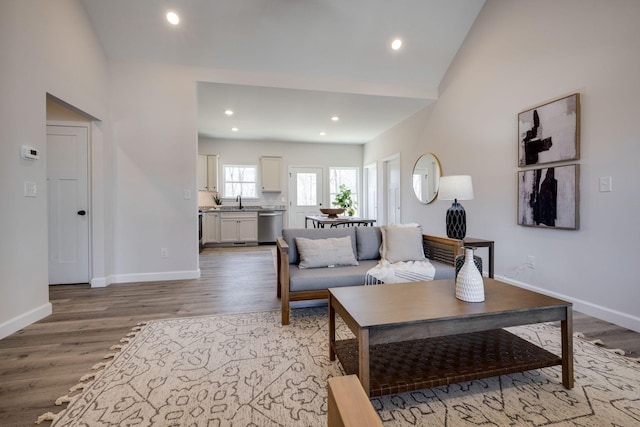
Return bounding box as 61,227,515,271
518,94,579,167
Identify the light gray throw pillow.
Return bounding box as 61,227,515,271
381,226,426,263
295,236,359,269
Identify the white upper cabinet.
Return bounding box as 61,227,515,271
197,155,208,191
198,154,219,192
260,156,282,192
207,155,219,192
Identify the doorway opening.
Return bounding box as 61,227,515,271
46,96,93,285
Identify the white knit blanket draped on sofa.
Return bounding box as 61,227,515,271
364,259,435,285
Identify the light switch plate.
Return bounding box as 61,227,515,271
24,182,37,197
599,176,612,192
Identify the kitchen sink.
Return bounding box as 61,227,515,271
217,205,262,211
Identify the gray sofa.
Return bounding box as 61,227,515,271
276,226,464,325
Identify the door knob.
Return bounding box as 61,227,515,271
77,210,86,216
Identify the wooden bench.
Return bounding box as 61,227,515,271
327,375,383,427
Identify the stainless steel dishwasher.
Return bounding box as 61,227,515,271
258,210,283,244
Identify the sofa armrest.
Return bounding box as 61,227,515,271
276,236,292,324
276,236,289,294
422,234,463,266
327,375,383,427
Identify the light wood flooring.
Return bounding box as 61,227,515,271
1,246,638,426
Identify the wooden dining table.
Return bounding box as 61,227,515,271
304,215,376,228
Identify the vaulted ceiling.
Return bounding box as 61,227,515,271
82,0,485,143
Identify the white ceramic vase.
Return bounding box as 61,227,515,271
455,248,485,302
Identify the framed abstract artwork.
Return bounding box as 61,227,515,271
518,93,580,167
518,164,579,230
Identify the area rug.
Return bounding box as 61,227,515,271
39,307,640,426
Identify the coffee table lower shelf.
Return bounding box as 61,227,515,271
332,328,562,397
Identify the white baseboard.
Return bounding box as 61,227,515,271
0,303,52,340
91,270,201,287
90,276,113,288
496,275,640,333
111,269,201,284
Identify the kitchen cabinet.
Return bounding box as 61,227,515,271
204,212,220,244
207,155,219,192
197,155,208,191
220,211,258,243
260,156,282,192
197,154,219,192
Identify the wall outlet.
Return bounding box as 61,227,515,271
527,255,536,269
161,248,169,258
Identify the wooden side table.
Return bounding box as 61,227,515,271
462,237,494,278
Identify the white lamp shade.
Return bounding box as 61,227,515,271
438,175,474,201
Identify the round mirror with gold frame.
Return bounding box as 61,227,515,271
412,153,442,204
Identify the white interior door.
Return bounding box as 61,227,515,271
288,167,324,228
47,125,90,284
384,156,401,225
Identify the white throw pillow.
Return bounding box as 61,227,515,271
295,236,359,269
380,225,425,263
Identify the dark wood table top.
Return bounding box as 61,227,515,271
329,279,571,328
305,215,376,225
461,237,493,245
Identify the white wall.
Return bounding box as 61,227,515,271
365,0,640,331
199,137,364,210
108,63,365,282
0,0,108,338
108,61,200,282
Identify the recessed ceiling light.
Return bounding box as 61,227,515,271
319,132,326,136
224,109,234,116
331,116,340,122
391,38,402,50
231,127,239,132
166,11,180,25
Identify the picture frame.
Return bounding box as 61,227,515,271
517,164,579,230
518,93,580,167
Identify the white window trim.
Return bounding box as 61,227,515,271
222,164,259,199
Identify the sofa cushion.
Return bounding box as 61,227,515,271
431,260,456,280
282,227,357,265
381,225,426,263
289,260,455,291
289,260,379,292
295,236,359,269
355,227,382,260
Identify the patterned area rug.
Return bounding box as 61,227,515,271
40,307,640,426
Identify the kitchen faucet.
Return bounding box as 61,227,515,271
236,195,243,209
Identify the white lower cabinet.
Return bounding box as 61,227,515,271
204,212,220,243
220,212,258,243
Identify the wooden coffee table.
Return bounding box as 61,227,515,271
328,279,573,397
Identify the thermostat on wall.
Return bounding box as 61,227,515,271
21,145,40,160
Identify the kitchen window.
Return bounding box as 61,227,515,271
223,165,257,198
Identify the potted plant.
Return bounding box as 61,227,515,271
333,184,357,216
211,192,223,207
